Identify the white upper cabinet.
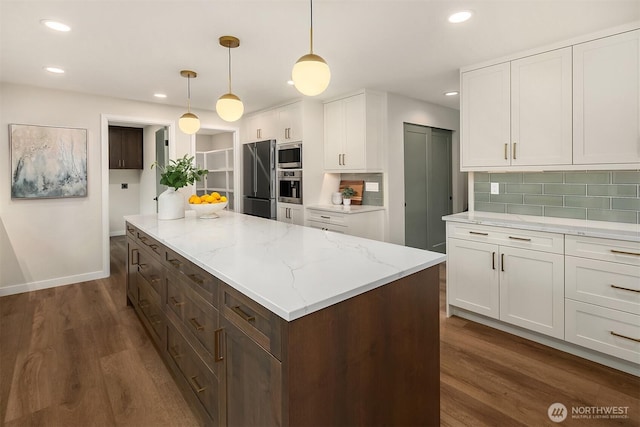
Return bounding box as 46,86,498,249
461,48,572,170
241,102,304,143
241,109,276,142
573,30,640,165
277,102,303,142
461,62,511,169
511,47,573,167
323,91,384,172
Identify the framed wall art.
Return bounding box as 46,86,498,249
10,124,88,199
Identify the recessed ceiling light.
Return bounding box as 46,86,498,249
154,93,167,98
44,66,65,74
287,80,295,86
41,19,71,32
448,11,473,24
444,91,459,96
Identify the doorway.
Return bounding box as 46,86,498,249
404,123,452,253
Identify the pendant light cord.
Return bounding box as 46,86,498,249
187,75,192,113
228,45,232,93
309,0,314,54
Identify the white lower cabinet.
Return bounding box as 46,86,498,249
447,223,565,339
277,203,304,226
306,208,384,241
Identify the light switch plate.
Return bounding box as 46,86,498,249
365,182,379,192
490,182,499,195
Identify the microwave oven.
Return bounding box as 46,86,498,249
277,143,302,169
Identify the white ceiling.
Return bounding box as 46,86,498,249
1,1,638,115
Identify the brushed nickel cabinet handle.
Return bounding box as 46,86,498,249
611,249,640,257
610,331,640,343
513,142,517,159
214,328,224,362
504,143,508,160
232,305,255,323
469,231,489,236
189,318,205,331
508,236,532,242
501,253,505,272
610,284,640,294
338,154,341,166
189,376,206,393
170,296,185,306
343,153,346,165
187,274,204,285
492,252,496,270
169,345,182,359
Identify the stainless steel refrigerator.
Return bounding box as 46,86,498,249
243,140,276,219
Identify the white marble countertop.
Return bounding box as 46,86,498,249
125,211,445,321
443,211,640,243
307,204,385,214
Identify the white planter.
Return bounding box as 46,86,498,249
343,198,351,206
158,187,185,220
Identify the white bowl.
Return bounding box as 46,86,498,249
189,201,228,218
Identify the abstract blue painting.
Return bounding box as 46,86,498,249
10,124,87,199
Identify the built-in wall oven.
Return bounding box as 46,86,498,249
277,143,302,169
278,170,302,204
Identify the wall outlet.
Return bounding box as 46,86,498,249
365,182,379,192
490,182,499,195
121,183,128,189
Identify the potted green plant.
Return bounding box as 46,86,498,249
341,186,356,206
152,154,207,220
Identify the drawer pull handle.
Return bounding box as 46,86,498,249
149,244,159,250
127,227,135,233
150,275,160,284
139,299,150,309
214,328,224,362
492,252,496,270
189,376,206,393
131,248,139,265
170,296,185,307
611,249,640,257
610,284,640,294
501,253,505,272
189,318,205,331
320,215,331,219
139,263,148,270
508,236,531,242
610,331,640,343
169,345,182,359
469,231,488,236
168,259,182,268
232,305,256,323
149,315,162,326
187,274,205,285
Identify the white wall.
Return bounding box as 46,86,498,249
0,82,235,295
386,93,466,245
109,169,141,236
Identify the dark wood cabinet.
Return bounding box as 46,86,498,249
109,126,143,169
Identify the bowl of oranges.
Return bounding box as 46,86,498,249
188,192,228,218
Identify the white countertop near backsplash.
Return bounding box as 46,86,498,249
443,211,640,243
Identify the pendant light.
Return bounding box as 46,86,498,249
216,36,244,122
292,0,331,96
178,70,201,134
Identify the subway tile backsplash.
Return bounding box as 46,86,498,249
340,173,384,206
474,171,640,224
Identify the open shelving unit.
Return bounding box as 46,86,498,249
195,147,234,210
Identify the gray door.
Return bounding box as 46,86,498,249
404,123,452,253
155,127,168,211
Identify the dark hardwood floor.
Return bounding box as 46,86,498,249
1,236,638,426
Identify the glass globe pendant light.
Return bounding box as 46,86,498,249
216,36,244,122
292,0,331,96
178,70,201,134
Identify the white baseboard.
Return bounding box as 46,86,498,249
448,306,640,377
0,270,109,297
110,230,125,237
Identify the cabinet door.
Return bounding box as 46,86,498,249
499,246,564,339
461,62,511,169
289,205,304,226
573,30,640,165
277,103,303,142
121,127,143,169
447,238,500,318
108,127,122,169
511,47,572,166
324,100,344,169
126,238,139,306
343,94,366,169
220,317,282,427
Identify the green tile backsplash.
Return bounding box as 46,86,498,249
474,170,640,224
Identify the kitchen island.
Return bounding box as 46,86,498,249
125,211,446,426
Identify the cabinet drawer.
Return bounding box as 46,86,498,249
137,249,163,300
565,256,640,314
307,210,346,226
447,223,564,254
135,229,164,260
565,299,640,364
165,248,219,307
308,220,347,234
565,235,640,266
221,284,283,360
138,280,165,344
165,273,187,321
184,293,218,359
167,325,220,422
